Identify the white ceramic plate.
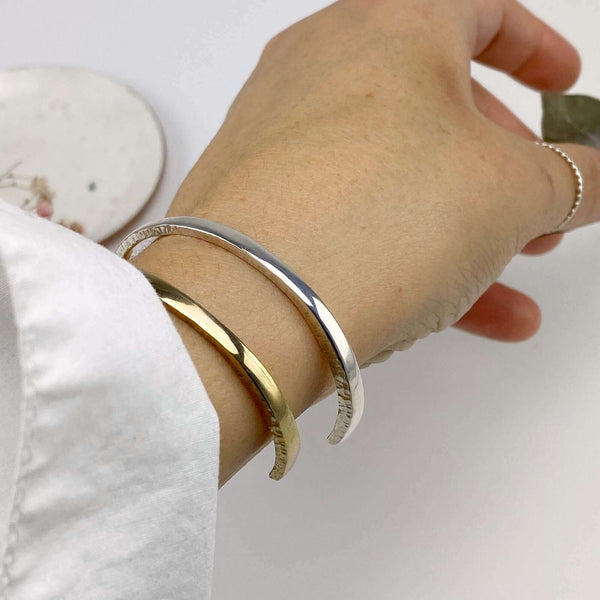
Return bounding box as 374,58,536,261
0,65,165,241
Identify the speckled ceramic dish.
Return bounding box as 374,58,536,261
0,65,165,241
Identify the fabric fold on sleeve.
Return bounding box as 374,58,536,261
0,200,219,600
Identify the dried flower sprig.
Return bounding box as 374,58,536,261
0,163,85,234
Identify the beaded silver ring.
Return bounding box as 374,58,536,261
536,141,584,234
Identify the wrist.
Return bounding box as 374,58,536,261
130,233,332,485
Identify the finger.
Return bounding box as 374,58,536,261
453,281,541,341
528,142,600,236
520,233,563,255
472,79,537,139
472,0,581,91
470,81,565,254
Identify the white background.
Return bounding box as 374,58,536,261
3,1,600,597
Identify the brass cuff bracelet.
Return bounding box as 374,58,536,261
142,270,300,480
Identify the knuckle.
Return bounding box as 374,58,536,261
260,20,315,66
261,32,283,57
261,27,295,59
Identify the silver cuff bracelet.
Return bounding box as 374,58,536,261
116,216,364,444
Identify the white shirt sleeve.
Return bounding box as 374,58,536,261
0,200,220,599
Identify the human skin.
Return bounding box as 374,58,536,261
132,0,599,486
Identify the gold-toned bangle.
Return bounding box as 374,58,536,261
141,270,300,480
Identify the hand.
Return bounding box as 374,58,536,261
160,0,594,365
132,0,599,481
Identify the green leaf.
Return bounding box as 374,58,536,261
541,93,600,148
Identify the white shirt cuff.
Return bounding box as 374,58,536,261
0,201,219,599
